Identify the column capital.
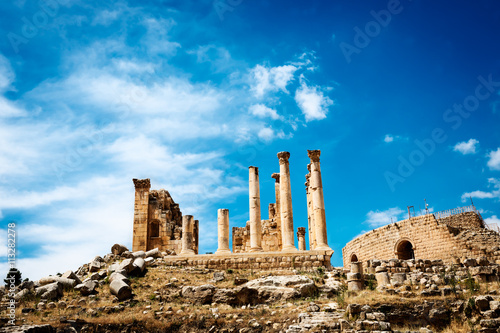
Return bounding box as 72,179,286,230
249,166,259,173
133,178,151,189
271,173,280,182
277,151,290,163
218,208,229,214
307,150,321,162
297,227,306,236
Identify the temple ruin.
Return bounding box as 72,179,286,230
132,150,335,271
132,179,199,254
342,206,500,268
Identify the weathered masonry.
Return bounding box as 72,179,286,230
342,206,500,268
133,149,334,271
132,179,199,254
232,150,332,255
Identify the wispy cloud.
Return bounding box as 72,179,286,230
365,207,405,228
461,178,500,202
487,148,500,170
453,138,479,155
249,103,281,120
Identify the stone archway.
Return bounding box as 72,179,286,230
395,239,415,260
350,253,358,263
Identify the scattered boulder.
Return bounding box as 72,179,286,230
38,276,77,289
111,244,129,255
109,279,132,300
75,280,98,296
181,284,216,304
145,248,160,258
61,270,82,285
243,275,317,302
131,257,146,276
213,272,225,282
35,282,63,300
132,251,146,258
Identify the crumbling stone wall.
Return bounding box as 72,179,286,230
132,179,198,254
342,211,500,268
232,204,282,253
163,250,332,270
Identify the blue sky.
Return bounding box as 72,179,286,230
1,0,500,280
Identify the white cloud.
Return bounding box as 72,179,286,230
487,148,500,170
461,178,500,202
365,207,405,228
0,54,14,92
249,103,281,120
384,134,394,143
485,215,500,226
453,138,479,155
258,127,275,142
294,81,333,122
250,64,297,98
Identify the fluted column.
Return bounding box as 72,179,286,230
180,215,195,255
297,227,306,251
278,151,297,251
271,173,283,250
249,166,263,252
305,171,316,250
308,150,331,251
215,209,231,255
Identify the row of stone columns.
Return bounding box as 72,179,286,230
201,150,332,256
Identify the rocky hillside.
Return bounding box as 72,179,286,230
1,245,500,332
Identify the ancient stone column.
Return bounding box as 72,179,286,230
249,166,263,252
132,178,151,252
278,152,297,252
307,150,332,251
180,215,195,255
347,261,364,291
297,227,306,251
271,173,282,250
305,171,316,250
215,209,231,255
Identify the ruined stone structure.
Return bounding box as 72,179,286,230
133,149,334,271
232,150,333,255
132,179,198,254
342,206,500,268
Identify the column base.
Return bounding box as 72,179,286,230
314,244,332,251
249,247,263,252
281,245,298,252
179,249,196,256
214,249,232,255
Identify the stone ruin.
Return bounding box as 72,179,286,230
132,178,199,255
343,206,500,269
132,150,335,270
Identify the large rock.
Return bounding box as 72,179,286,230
132,251,146,258
110,279,132,300
35,282,63,300
131,257,146,276
75,280,97,296
145,248,161,258
61,270,82,285
243,275,317,302
38,276,77,289
14,289,32,301
181,284,216,304
118,258,135,274
109,272,129,285
111,244,129,255
375,272,391,287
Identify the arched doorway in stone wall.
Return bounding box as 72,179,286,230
395,239,415,260
350,253,358,263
